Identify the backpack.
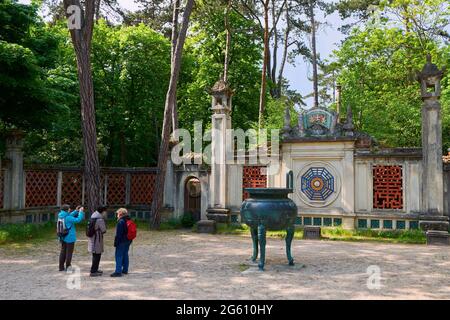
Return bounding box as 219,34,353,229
126,219,137,241
86,218,98,238
56,217,70,239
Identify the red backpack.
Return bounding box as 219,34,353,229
126,219,137,241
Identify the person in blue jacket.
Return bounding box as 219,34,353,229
111,208,132,277
58,204,84,271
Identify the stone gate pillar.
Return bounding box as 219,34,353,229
205,78,233,224
3,130,25,210
417,55,449,245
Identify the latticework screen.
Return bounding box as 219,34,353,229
242,166,267,200
107,173,126,205
25,170,58,207
373,165,403,210
130,173,156,205
61,172,83,206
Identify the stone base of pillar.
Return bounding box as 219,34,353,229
419,215,449,246
303,226,321,240
197,220,217,234
206,208,230,223
419,214,449,231
426,231,450,246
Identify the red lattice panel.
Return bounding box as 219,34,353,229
373,165,403,209
107,173,126,205
130,173,156,205
61,172,83,206
25,170,58,207
243,166,267,200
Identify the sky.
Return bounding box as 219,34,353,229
17,0,352,106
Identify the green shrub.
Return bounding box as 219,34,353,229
181,212,195,228
0,221,55,245
160,218,183,230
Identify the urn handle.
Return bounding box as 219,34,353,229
286,170,293,189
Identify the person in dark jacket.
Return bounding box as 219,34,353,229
111,208,132,277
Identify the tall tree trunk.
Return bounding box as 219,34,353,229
223,0,232,82
64,0,101,213
277,1,290,98
309,0,319,108
151,0,195,229
258,0,270,131
271,0,278,86
171,0,181,131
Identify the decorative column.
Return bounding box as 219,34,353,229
205,78,233,225
336,83,342,123
3,130,25,210
417,54,449,245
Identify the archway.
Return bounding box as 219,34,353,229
184,177,201,222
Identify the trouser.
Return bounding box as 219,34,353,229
115,242,131,274
91,253,102,273
59,242,75,270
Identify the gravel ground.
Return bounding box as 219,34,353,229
0,229,449,300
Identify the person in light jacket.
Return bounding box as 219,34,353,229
58,204,84,272
88,206,107,277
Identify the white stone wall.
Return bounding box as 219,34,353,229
354,157,422,215
278,141,356,220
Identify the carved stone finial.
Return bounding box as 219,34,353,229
5,129,25,151
298,112,305,137
417,54,445,99
282,105,291,137
210,77,233,96
343,105,354,136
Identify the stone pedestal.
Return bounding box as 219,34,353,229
419,215,449,232
426,231,450,246
303,226,321,240
197,220,217,233
206,208,230,223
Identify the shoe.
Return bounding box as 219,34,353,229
122,271,128,275
66,266,74,273
110,272,122,277
97,270,103,274
90,272,102,277
59,268,65,272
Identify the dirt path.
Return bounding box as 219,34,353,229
0,230,449,300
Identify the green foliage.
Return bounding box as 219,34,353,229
181,212,195,228
322,227,426,244
159,218,183,230
332,27,450,150
0,0,65,131
178,8,262,133
92,21,171,166
215,224,426,244
0,221,55,245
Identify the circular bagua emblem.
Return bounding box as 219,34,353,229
301,167,335,201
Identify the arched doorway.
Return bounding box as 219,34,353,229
184,177,201,222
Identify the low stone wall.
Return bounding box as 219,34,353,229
0,206,154,225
